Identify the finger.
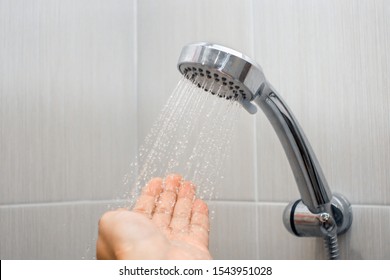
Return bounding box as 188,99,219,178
152,174,182,230
189,199,210,247
132,177,163,218
169,180,196,232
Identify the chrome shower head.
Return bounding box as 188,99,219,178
178,43,266,113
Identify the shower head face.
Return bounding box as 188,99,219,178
178,43,266,101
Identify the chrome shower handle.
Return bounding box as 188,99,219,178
253,84,332,214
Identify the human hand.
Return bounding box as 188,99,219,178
96,174,211,260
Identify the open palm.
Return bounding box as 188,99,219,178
97,174,211,260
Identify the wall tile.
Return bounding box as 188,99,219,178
0,201,123,259
0,0,137,204
253,0,390,205
344,205,390,259
209,201,258,259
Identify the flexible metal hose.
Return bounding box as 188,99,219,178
324,233,340,260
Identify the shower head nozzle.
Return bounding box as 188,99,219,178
177,42,266,104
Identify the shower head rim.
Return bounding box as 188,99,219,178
177,42,266,101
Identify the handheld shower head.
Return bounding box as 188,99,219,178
178,43,266,114
177,42,353,259
177,43,352,259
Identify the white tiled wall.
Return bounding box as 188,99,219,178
1,0,389,259
0,0,137,259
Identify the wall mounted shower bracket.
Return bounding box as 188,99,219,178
283,194,352,259
283,193,352,238
177,42,353,259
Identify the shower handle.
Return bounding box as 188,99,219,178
253,83,352,245
254,83,332,214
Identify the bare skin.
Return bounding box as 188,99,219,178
96,174,212,260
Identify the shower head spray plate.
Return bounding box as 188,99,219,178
178,42,266,101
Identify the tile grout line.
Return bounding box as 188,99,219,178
0,199,126,209
249,0,260,260
1,199,389,209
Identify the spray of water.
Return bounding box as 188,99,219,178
123,76,240,207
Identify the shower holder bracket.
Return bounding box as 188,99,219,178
283,193,353,238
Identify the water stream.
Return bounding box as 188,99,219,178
124,76,241,206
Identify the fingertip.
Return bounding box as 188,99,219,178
147,177,163,186
178,180,196,198
166,173,182,182
164,174,182,191
192,199,209,214
133,178,163,217
144,177,163,195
